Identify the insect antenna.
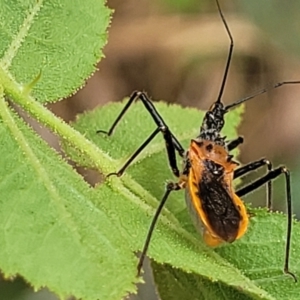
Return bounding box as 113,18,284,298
215,0,234,104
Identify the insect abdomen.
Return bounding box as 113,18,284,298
185,140,248,246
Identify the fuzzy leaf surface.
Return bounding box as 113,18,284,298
0,0,110,102
0,97,137,300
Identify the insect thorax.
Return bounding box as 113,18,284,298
197,101,227,146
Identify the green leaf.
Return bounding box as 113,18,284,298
0,2,129,296
0,0,110,103
0,91,138,299
0,1,298,299
0,0,113,202
71,100,300,300
151,261,255,300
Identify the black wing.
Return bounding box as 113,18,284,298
197,159,242,242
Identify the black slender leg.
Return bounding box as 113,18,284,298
107,127,160,177
234,158,271,179
236,166,296,281
107,124,180,177
234,158,273,210
226,136,244,151
97,91,185,156
236,166,282,197
137,181,182,276
97,91,185,177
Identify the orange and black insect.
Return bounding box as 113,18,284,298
98,0,300,280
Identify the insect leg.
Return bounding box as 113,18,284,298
107,123,181,177
234,158,273,210
98,91,185,177
98,91,184,154
236,166,296,281
137,181,182,276
97,91,144,136
226,136,244,151
234,158,272,179
107,127,157,176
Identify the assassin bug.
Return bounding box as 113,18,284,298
98,0,300,280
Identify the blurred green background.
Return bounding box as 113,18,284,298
3,0,300,299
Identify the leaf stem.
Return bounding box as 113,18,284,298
0,66,113,174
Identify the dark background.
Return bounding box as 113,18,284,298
2,0,300,299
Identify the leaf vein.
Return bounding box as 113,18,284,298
0,0,43,70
